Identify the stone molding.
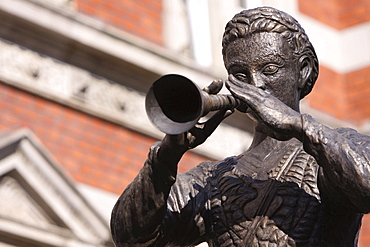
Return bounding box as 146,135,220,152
0,128,112,246
0,39,252,160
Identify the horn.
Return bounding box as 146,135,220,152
145,74,241,135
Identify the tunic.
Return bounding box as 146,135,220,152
111,115,370,246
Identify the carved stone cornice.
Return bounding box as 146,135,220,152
0,39,252,159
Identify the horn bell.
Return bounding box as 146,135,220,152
145,74,241,135
145,74,204,135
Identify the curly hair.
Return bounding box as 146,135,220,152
222,7,318,99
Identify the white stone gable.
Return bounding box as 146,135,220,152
0,129,112,246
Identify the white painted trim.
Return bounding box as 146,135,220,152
162,0,190,55
298,15,370,74
186,0,213,67
0,0,224,87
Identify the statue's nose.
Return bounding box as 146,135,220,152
250,74,266,89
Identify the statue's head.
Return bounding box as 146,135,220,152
222,7,318,100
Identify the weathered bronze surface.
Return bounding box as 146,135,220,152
111,7,370,246
146,74,242,135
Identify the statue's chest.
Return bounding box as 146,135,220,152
208,148,323,246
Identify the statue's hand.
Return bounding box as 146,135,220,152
165,79,232,149
160,79,232,159
226,74,303,140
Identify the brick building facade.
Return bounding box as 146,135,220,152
301,0,370,125
0,0,369,246
0,83,206,194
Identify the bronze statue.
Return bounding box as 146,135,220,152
111,7,370,246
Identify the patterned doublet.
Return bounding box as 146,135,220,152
199,142,325,246
111,124,368,247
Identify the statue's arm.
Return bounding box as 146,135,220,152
226,75,370,212
301,114,370,213
110,142,176,246
110,90,229,246
110,139,210,246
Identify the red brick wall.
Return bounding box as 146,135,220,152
2,82,370,245
360,215,370,246
298,0,370,125
0,82,208,194
307,66,370,125
298,0,370,29
76,0,164,46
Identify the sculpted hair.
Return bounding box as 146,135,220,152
222,7,319,99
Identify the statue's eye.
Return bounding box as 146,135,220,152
234,73,248,82
262,64,280,75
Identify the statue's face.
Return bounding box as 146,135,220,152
224,32,301,110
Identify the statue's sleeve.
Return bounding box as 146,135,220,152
110,142,210,246
301,114,370,213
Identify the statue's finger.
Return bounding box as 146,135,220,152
201,109,232,136
203,79,223,95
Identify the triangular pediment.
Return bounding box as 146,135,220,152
0,129,112,246
0,175,60,228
